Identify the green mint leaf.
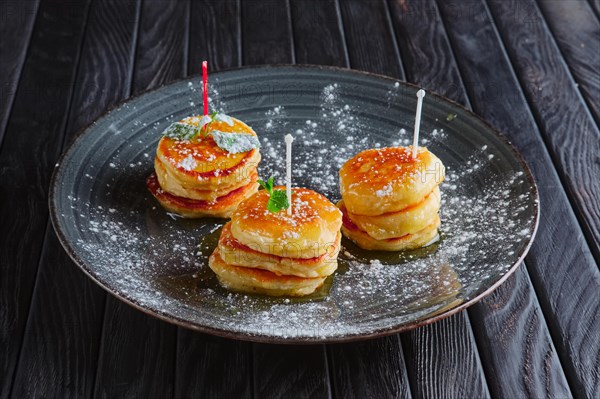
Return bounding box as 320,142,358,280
258,179,271,193
162,122,200,140
259,176,291,213
267,190,290,213
210,131,261,153
214,113,234,126
258,176,274,193
446,113,457,122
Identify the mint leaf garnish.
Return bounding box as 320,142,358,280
162,114,259,151
258,176,274,193
214,113,234,126
268,190,289,212
210,131,260,153
200,112,235,137
258,176,290,213
162,122,200,140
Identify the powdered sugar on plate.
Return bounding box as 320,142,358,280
53,75,537,341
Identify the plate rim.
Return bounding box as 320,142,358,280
49,64,540,344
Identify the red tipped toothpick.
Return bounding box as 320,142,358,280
202,61,209,116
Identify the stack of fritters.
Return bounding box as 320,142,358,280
147,116,261,218
338,147,445,251
209,187,343,296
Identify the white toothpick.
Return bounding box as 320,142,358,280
285,134,294,215
412,89,426,159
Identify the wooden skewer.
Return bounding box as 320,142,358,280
412,89,426,159
285,134,294,215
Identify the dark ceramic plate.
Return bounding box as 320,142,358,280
50,65,539,343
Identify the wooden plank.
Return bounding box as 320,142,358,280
242,0,295,64
175,332,252,398
470,266,572,398
590,0,600,18
380,1,498,396
253,344,331,398
387,1,573,397
488,0,600,292
93,298,176,399
289,0,348,66
327,338,412,399
401,315,490,398
66,0,142,134
0,0,39,144
10,229,106,399
9,1,142,398
0,0,91,397
332,0,492,396
537,0,600,125
91,3,189,397
337,0,403,77
319,2,417,397
130,0,189,95
387,0,468,106
174,2,258,399
436,1,600,397
188,0,241,74
408,311,491,395
240,1,333,397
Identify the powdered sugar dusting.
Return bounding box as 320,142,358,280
54,76,537,341
178,154,197,171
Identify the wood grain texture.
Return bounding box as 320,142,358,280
90,2,188,398
334,1,493,396
470,265,572,399
175,2,258,398
175,332,252,399
65,0,141,135
131,0,189,95
9,0,142,398
189,0,241,74
401,315,491,399
93,297,176,399
387,0,468,106
328,337,412,399
10,229,106,399
388,1,573,397
253,344,332,398
290,1,410,398
0,0,39,144
590,0,600,17
163,331,250,396
381,2,499,396
290,0,349,66
242,0,295,64
337,0,403,77
537,0,600,125
488,0,600,287
0,0,90,397
401,317,490,399
240,2,334,397
436,1,600,397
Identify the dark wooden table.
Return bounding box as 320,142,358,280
1,0,599,398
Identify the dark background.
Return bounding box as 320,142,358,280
1,0,599,398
